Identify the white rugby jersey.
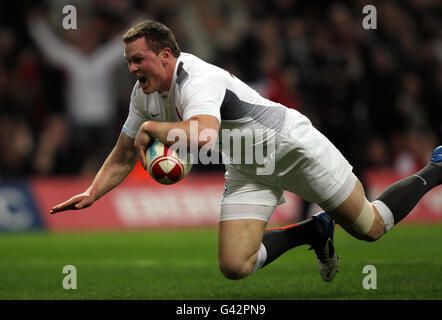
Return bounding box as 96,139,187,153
122,52,289,135
122,53,293,167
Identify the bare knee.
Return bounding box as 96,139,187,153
363,206,387,242
339,215,386,242
359,233,381,242
331,190,387,243
219,259,250,280
217,219,267,280
352,218,385,242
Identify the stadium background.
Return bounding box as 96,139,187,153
0,0,441,301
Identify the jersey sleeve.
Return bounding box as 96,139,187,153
181,77,225,123
122,83,149,138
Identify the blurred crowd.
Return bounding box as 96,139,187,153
0,0,440,179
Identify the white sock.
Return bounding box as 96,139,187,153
252,243,267,273
373,200,395,232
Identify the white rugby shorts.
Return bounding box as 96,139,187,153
219,108,357,222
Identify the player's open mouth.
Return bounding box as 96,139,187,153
139,77,147,84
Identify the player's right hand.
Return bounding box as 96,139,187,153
50,192,95,214
134,121,153,169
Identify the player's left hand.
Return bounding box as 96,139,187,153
134,121,153,169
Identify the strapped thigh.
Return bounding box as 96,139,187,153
351,198,375,235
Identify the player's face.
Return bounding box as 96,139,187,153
124,37,170,94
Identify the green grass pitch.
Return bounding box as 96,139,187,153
0,224,441,300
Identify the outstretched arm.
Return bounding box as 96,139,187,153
50,132,137,214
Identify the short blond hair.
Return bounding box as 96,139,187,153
122,20,181,57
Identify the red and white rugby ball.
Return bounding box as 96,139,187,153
145,139,192,184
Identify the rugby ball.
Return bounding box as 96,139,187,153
145,139,192,184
